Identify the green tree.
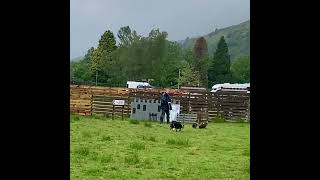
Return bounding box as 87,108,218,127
90,30,117,85
117,26,140,47
208,36,231,87
70,47,96,84
231,56,250,83
177,62,201,87
155,41,182,88
182,49,195,66
83,47,95,62
70,60,92,83
139,29,169,87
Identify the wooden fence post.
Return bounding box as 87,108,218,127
188,92,191,113
127,95,130,118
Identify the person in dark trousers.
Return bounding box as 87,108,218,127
160,90,172,124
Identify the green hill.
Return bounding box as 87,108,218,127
178,20,250,61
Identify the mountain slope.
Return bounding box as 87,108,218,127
178,20,250,61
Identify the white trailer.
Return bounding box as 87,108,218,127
126,81,152,89
211,83,250,93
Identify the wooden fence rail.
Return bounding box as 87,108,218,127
70,85,250,121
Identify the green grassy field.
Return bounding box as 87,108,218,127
70,115,250,180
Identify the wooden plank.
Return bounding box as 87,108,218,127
177,114,197,117
70,105,91,108
70,99,91,103
70,109,91,113
221,108,248,111
93,94,129,98
92,105,113,110
92,109,131,114
189,105,209,108
221,103,249,107
92,96,128,101
70,103,91,107
189,101,209,104
93,110,128,116
92,101,129,106
215,91,249,95
92,104,131,109
208,113,219,116
222,109,247,112
177,115,197,118
222,108,248,112
177,117,197,120
219,94,249,97
70,104,91,108
70,94,92,98
222,98,249,101
177,119,197,121
70,100,91,105
177,117,197,121
92,106,129,111
93,105,131,110
70,109,91,112
92,101,113,105
92,105,129,109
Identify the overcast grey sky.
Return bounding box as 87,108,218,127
70,0,250,59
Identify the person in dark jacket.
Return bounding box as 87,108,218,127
160,90,172,124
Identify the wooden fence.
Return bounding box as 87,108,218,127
70,85,250,121
70,86,92,115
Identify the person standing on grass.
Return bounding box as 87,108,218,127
160,89,172,124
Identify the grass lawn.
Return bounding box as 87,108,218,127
70,115,250,180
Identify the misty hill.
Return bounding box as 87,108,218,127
178,20,250,61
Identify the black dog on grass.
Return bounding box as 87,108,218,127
192,122,208,129
170,121,184,132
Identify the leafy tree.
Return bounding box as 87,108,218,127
70,47,95,83
70,60,92,83
83,47,95,62
177,62,200,87
117,26,140,47
231,56,250,83
90,30,117,84
208,36,231,87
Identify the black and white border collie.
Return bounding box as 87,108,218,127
170,121,184,131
